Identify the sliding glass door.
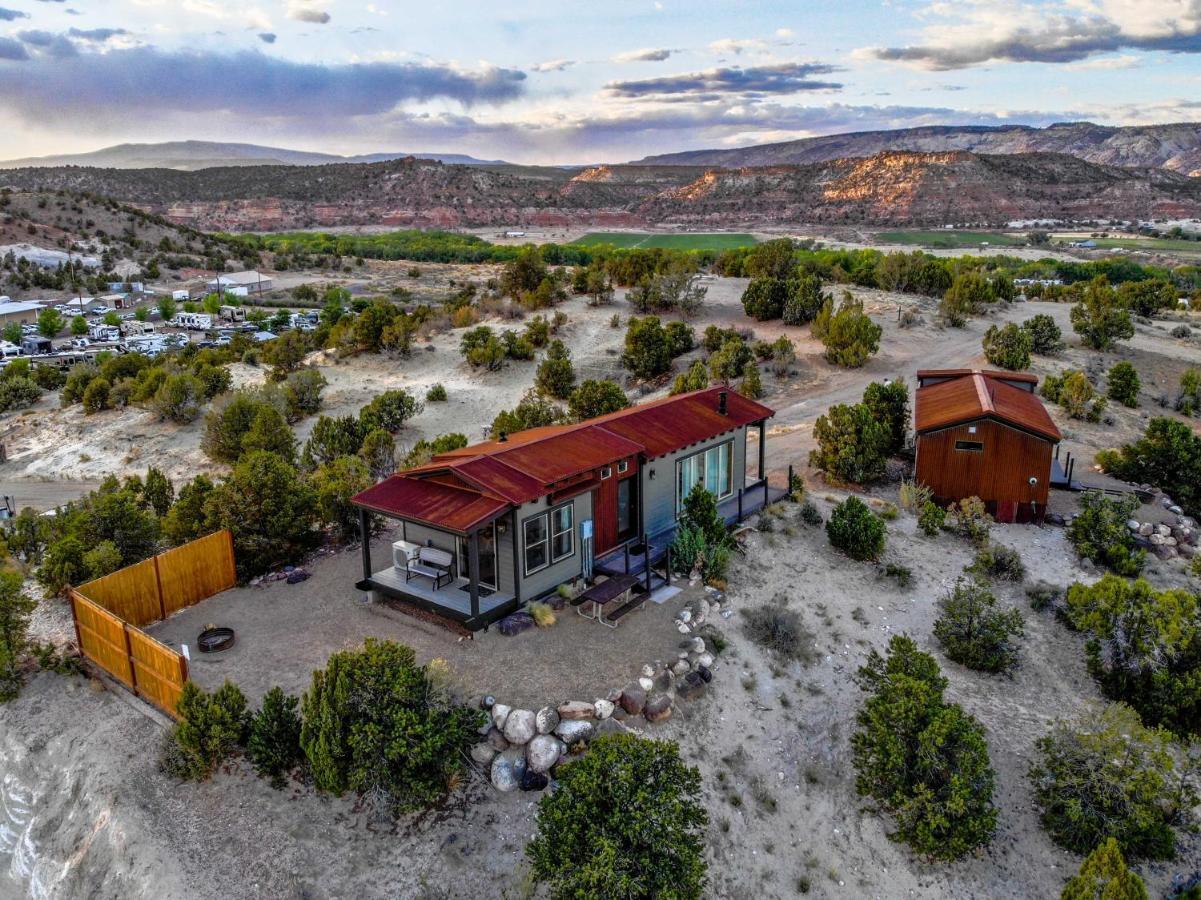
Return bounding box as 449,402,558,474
457,523,497,590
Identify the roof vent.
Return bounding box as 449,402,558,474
718,391,728,416
498,431,508,443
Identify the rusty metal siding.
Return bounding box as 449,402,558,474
915,418,1052,510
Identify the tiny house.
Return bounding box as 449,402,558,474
914,369,1061,523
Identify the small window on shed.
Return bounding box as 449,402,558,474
617,460,629,474
954,440,984,452
599,466,612,479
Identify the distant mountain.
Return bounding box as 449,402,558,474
0,140,507,171
635,122,1201,176
3,151,1196,230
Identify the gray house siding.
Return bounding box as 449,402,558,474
641,425,750,539
512,491,592,599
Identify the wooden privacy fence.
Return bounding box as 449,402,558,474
69,530,238,718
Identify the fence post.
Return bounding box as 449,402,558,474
764,477,769,509
665,546,672,587
152,555,166,622
122,622,138,698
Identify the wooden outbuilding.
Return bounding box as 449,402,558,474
914,369,1061,523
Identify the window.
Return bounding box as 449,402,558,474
954,440,984,452
599,466,612,480
551,504,574,562
617,460,629,474
676,440,734,511
523,514,548,575
523,502,574,575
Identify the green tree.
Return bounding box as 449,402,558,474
358,428,396,479
813,293,881,367
670,359,710,395
708,336,753,384
37,307,64,338
247,687,303,789
809,403,889,484
36,535,89,594
1096,418,1201,518
358,390,422,433
1117,279,1176,318
621,316,673,381
240,405,297,464
499,246,548,299
1071,277,1134,350
161,475,215,546
152,373,205,424
940,272,994,326
744,237,797,279
281,368,327,421
143,467,174,518
782,270,827,326
1067,492,1145,576
740,277,789,320
852,635,997,860
204,451,318,579
1022,313,1065,354
933,577,1025,673
0,570,37,702
299,640,483,813
156,296,177,322
311,455,373,541
863,380,909,456
1106,362,1140,408
70,315,88,336
1030,703,1195,860
738,362,764,399
303,415,364,468
535,340,575,399
460,326,506,370
102,311,121,327
81,377,111,413
826,496,886,561
1061,838,1148,900
167,680,249,780
490,391,565,439
983,322,1033,370
262,330,309,381
2,323,20,344
527,734,708,900
567,379,628,421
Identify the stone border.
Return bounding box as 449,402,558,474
473,589,727,793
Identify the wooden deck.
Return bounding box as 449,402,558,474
359,565,515,629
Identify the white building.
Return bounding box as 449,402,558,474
206,271,271,293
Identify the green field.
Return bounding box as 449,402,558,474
1053,235,1201,256
876,230,1030,249
569,232,759,250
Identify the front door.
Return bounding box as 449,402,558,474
457,524,497,590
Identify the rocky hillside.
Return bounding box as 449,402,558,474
3,151,1198,230
637,122,1201,177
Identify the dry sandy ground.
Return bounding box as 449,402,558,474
4,494,1199,900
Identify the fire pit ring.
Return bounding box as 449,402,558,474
197,627,235,653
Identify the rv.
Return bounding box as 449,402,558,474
0,341,22,359
88,324,121,342
171,290,189,302
171,312,214,330
122,320,157,337
219,305,247,323
20,336,52,356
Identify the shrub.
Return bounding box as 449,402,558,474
1178,368,1201,416
81,377,111,414
948,496,991,546
281,368,327,421
918,501,945,537
1068,491,1146,576
708,336,753,385
1030,703,1196,860
670,486,733,582
621,316,673,381
1022,314,1065,354
862,380,909,455
933,577,1025,673
247,686,303,789
664,320,695,356
0,570,36,702
799,500,823,525
167,680,249,780
567,379,628,421
0,376,42,413
299,640,484,813
812,293,881,367
527,733,707,900
983,322,1033,370
852,635,997,859
827,496,886,561
527,601,556,627
968,544,1027,582
534,340,575,399
425,383,447,402
311,455,374,541
742,596,818,664
1107,362,1140,408
303,414,365,467
940,271,994,325
1026,581,1063,612
738,363,764,399
460,325,506,370
809,403,889,484
1071,276,1134,350
782,270,827,326
151,373,205,424
1064,574,1200,737
671,359,710,395
1043,370,1106,421
1061,838,1148,900
359,389,422,433
741,276,789,321
490,390,565,439
1096,417,1201,518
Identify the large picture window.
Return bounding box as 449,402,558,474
523,502,575,575
676,441,734,511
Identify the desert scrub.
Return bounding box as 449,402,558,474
826,496,886,561
425,383,448,402
933,577,1025,673
799,500,823,525
1029,702,1196,860
742,596,818,665
527,601,556,627
851,635,998,860
1025,581,1063,612
898,479,932,513
1067,491,1145,576
881,562,913,588
1061,838,1148,900
163,679,249,781
948,496,991,546
247,686,303,789
917,500,945,536
527,734,707,900
1106,362,1140,408
967,544,1026,582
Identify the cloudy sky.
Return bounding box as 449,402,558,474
0,0,1199,163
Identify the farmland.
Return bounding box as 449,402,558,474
569,231,759,250
875,230,1030,249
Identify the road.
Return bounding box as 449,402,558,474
0,479,105,513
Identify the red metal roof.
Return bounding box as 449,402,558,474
352,476,509,534
353,387,775,528
915,370,1060,442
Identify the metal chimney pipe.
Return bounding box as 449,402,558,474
718,390,728,415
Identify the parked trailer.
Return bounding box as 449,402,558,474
219,305,246,322
170,313,214,330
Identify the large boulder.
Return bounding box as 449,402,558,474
526,734,565,773
490,749,527,792
557,700,595,720
620,684,647,715
535,706,560,735
497,611,535,636
644,694,673,723
503,708,537,745
490,703,512,731
554,719,595,745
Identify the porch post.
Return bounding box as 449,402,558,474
468,528,481,619
509,509,521,605
758,419,766,481
358,507,371,582
638,454,648,543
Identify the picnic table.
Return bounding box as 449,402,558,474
572,574,642,628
